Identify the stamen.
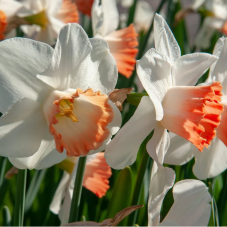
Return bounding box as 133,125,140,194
58,99,79,122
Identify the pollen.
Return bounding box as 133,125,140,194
58,99,79,122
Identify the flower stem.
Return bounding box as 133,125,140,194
13,169,27,226
127,132,153,226
68,156,87,223
127,0,138,26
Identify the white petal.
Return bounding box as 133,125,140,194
148,166,175,226
193,138,227,180
50,172,70,215
104,96,156,169
92,0,119,37
136,48,172,121
209,38,227,83
146,124,170,166
9,131,67,169
194,17,218,49
208,37,225,82
37,24,92,90
49,16,65,37
0,98,46,158
154,14,181,63
164,133,194,165
72,38,118,95
191,0,205,10
35,26,55,45
45,0,62,14
172,53,218,86
0,0,22,17
162,179,212,226
0,38,53,113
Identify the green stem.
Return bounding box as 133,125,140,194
127,0,167,88
128,133,153,226
127,0,138,26
13,169,27,226
0,157,7,186
68,156,87,223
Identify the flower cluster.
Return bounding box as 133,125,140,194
1,0,227,226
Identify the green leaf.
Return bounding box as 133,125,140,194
127,92,148,106
106,166,133,226
2,206,11,226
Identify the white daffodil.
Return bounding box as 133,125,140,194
50,153,111,225
105,14,223,170
148,166,212,226
92,0,138,78
0,0,23,40
190,0,227,49
17,0,79,45
165,37,227,180
0,23,121,170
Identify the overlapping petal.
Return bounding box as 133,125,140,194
136,48,172,121
146,124,170,166
172,53,218,86
148,167,175,226
9,131,66,170
105,96,156,169
37,24,92,90
92,0,119,37
162,180,212,226
0,98,47,158
72,38,118,95
154,13,181,62
164,133,194,165
0,38,53,113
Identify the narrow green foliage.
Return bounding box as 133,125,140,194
13,169,27,226
127,132,153,226
106,166,133,226
2,206,11,226
127,92,148,106
69,156,87,223
127,0,138,26
25,169,46,213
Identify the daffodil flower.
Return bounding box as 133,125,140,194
0,23,121,170
50,153,111,225
92,0,138,78
17,0,79,45
148,166,212,226
183,0,227,49
105,14,223,169
165,37,227,180
0,0,23,40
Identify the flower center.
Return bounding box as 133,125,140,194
23,10,48,28
57,99,79,122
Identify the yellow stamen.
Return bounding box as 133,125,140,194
58,99,79,122
56,157,77,174
23,10,48,28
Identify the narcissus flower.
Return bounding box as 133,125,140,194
50,153,112,225
105,14,222,169
18,0,79,45
148,166,211,226
92,0,138,78
178,0,227,49
165,37,227,180
0,0,23,40
0,23,121,170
